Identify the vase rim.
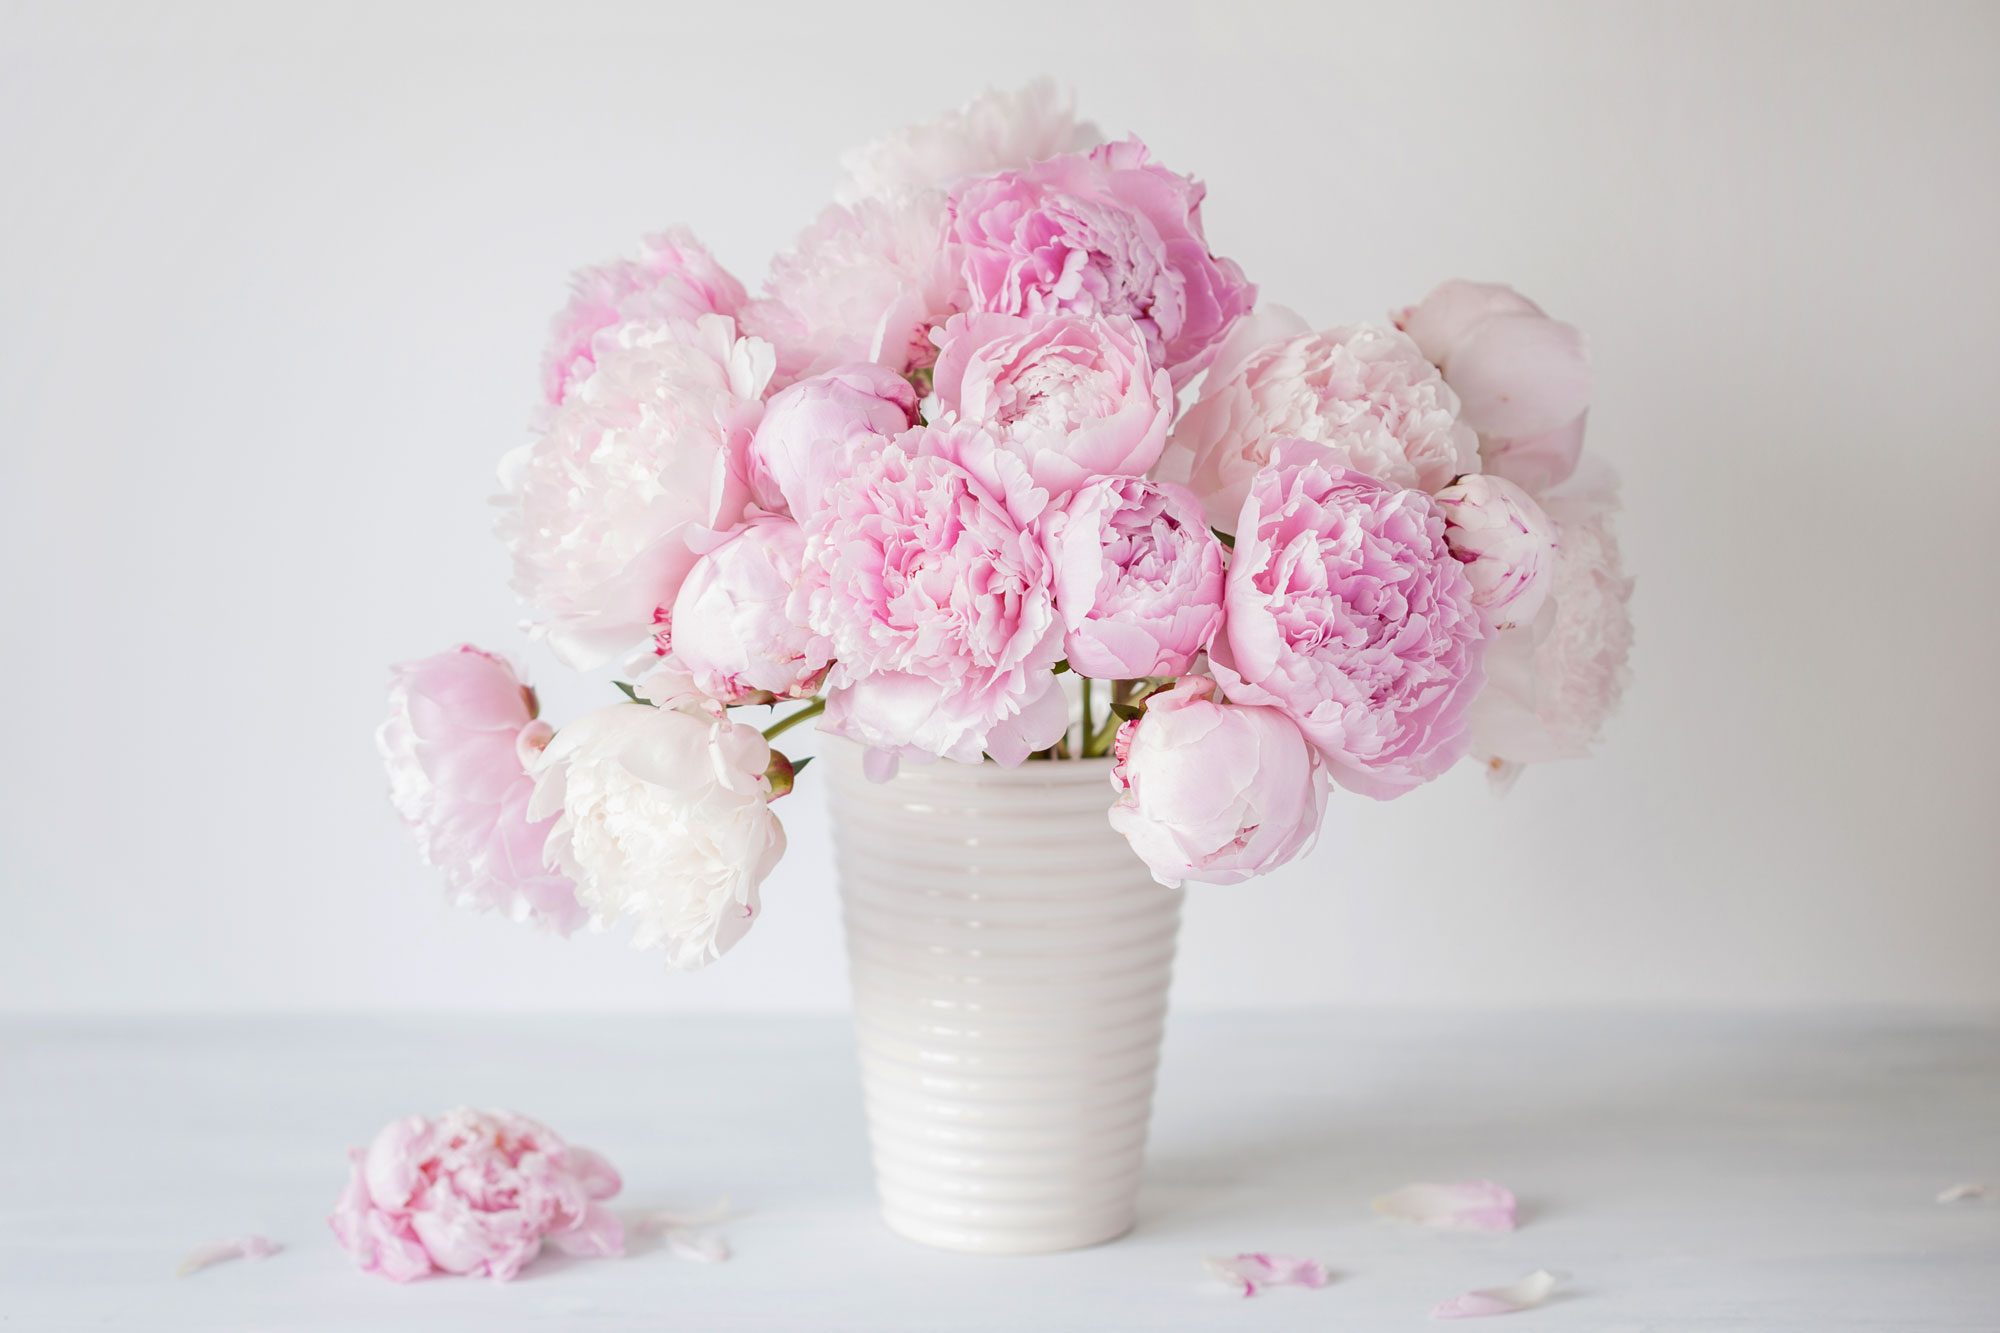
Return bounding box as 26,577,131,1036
821,737,1116,787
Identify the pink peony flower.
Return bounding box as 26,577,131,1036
529,702,786,969
926,311,1172,497
743,191,958,384
1210,442,1487,799
1469,478,1633,774
1047,476,1224,678
837,78,1100,202
946,138,1254,387
330,1108,623,1282
745,362,917,518
1107,677,1327,887
377,646,583,935
1434,473,1558,632
1395,280,1591,495
792,423,1068,767
541,229,747,406
1159,308,1479,529
497,314,772,669
665,517,831,704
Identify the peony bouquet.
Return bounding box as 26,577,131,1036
379,82,1632,970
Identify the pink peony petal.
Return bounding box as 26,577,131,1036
1203,1252,1331,1297
176,1235,282,1277
1432,1269,1559,1319
1937,1182,1988,1203
1374,1180,1519,1231
547,1202,625,1259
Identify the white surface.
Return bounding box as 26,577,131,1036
3,1,1999,1015
828,748,1181,1253
3,1011,1997,1330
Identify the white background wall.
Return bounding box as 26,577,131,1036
3,0,1995,1015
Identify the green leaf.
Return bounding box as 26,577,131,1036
790,755,814,775
1052,659,1070,674
1211,527,1236,549
1110,702,1143,721
613,680,643,703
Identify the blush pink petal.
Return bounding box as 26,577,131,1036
547,1203,625,1258
1396,280,1591,496
1373,1180,1519,1231
175,1235,281,1277
1203,1252,1332,1298
1444,313,1591,440
1479,413,1589,498
1432,1270,1559,1319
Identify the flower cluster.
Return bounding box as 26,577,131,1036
381,84,1632,961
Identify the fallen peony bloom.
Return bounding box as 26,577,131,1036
329,1109,623,1282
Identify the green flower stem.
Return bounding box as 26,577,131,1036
1080,676,1094,756
762,698,825,742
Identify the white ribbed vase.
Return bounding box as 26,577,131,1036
825,743,1183,1255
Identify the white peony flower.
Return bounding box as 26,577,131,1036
528,703,786,969
1159,308,1479,529
836,78,1101,203
1468,475,1633,776
496,315,773,670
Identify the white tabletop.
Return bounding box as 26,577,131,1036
2,1011,1995,1330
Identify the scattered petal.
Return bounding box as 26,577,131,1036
1432,1269,1559,1319
176,1235,282,1277
1937,1183,1988,1204
1203,1252,1331,1297
1374,1180,1519,1232
665,1228,731,1263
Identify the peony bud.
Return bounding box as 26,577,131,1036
1434,473,1558,632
